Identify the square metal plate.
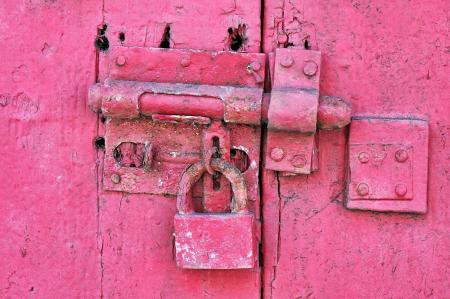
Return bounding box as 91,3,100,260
346,116,429,213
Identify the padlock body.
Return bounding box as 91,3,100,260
174,213,256,269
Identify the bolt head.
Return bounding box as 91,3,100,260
303,60,318,77
358,152,370,163
111,173,121,184
291,154,307,168
395,149,408,162
280,56,294,68
180,57,191,67
277,34,288,45
249,61,261,72
115,55,127,67
356,183,369,196
270,147,285,162
395,183,407,197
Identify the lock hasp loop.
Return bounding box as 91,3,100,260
176,158,248,214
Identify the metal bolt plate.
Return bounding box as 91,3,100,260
346,117,429,214
349,143,413,200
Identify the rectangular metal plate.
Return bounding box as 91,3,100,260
174,213,256,269
265,48,321,174
346,116,429,213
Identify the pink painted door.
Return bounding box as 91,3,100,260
261,1,450,298
1,1,449,298
93,1,264,298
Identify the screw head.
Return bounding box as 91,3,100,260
180,57,191,67
395,183,407,197
303,60,318,77
270,147,285,162
111,174,121,184
277,34,288,45
291,154,307,168
115,55,127,67
280,56,294,68
358,152,370,163
248,61,261,72
395,149,408,162
356,183,369,196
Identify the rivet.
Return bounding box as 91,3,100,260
303,60,318,77
395,149,408,162
180,57,191,67
248,61,261,72
395,184,407,197
356,183,369,196
358,152,370,163
111,174,121,184
277,34,288,45
115,55,127,67
270,147,285,162
280,56,294,68
291,154,307,168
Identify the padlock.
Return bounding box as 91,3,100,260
174,158,256,269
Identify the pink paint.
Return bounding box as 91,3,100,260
1,0,449,298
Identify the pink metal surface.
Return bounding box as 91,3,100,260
265,48,321,174
346,116,429,213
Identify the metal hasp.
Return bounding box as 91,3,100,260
88,47,264,199
265,48,352,174
346,116,429,213
88,46,263,270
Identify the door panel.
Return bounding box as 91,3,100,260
262,0,450,298
97,1,263,298
0,1,102,298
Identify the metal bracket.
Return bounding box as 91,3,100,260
346,116,429,214
265,48,321,174
90,47,265,197
264,48,352,175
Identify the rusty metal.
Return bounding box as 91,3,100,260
176,158,248,214
202,121,231,212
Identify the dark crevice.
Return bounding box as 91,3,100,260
94,136,105,150
227,24,247,51
159,24,171,48
95,24,109,51
304,38,311,50
118,32,125,43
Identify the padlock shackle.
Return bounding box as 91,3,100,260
177,158,248,214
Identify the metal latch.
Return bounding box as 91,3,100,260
264,48,352,174
89,47,265,214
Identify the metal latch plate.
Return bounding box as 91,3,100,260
346,117,429,213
